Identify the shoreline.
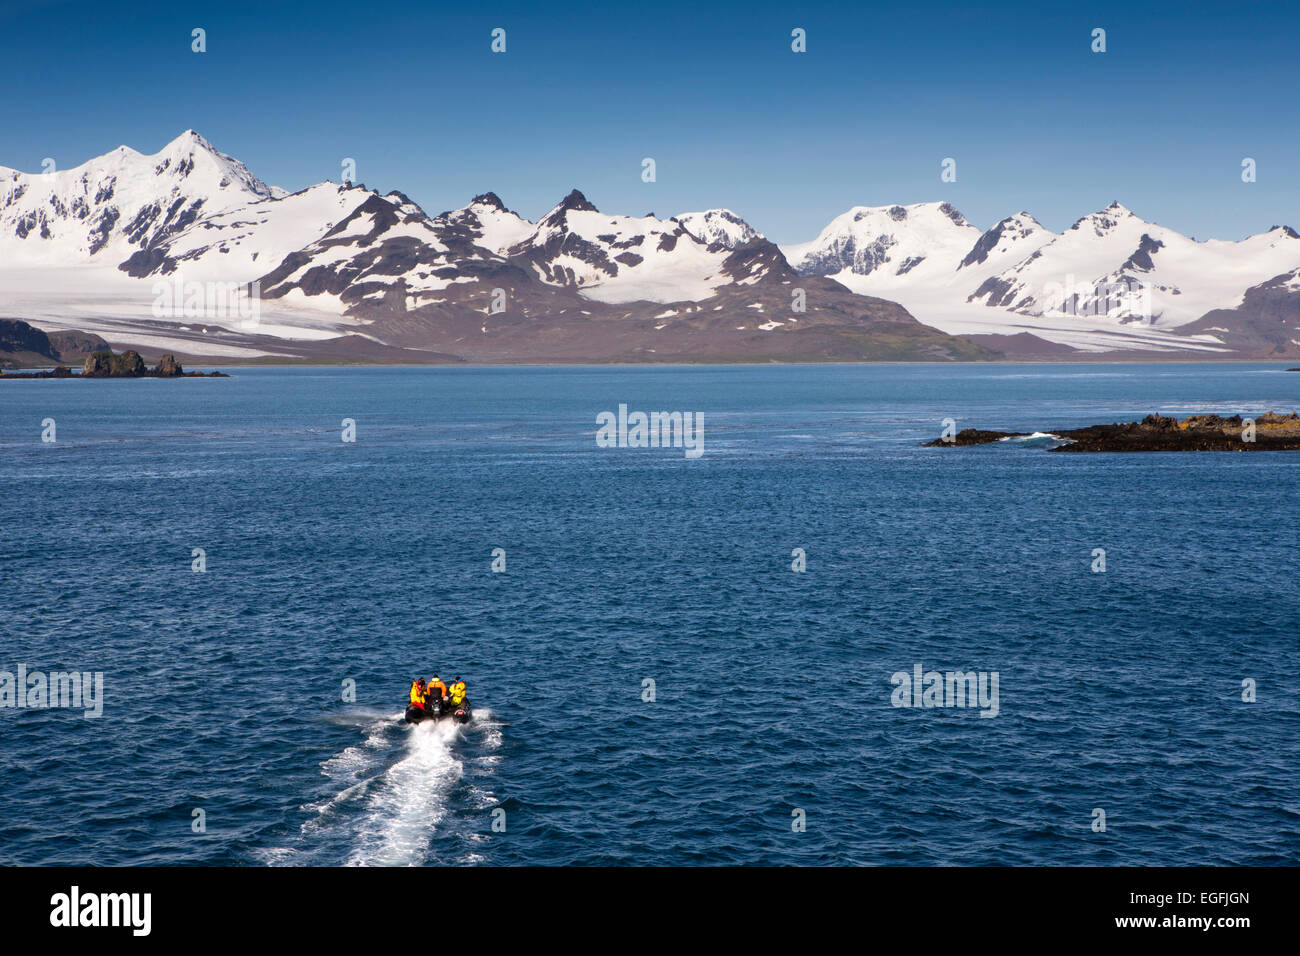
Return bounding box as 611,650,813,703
6,357,1300,372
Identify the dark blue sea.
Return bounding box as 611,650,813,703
1,363,1297,866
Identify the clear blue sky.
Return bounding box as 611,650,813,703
2,0,1296,243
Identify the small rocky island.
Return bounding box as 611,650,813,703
927,412,1300,452
1,349,228,379
0,319,226,378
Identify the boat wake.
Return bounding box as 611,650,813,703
259,707,501,867
343,718,464,866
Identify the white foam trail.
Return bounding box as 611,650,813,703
260,708,503,867
297,712,398,822
471,708,503,751
346,719,464,867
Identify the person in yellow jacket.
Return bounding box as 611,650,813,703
449,679,467,706
409,678,427,710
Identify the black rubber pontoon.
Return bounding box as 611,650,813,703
404,698,471,725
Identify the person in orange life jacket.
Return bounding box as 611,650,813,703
427,676,448,702
409,678,427,710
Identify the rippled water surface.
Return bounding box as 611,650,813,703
1,363,1297,865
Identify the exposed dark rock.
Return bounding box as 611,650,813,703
1179,269,1300,358
1121,233,1164,273
1140,413,1178,430
0,320,118,369
926,411,1300,452
959,218,1010,269
87,207,120,255
968,276,1019,307
119,245,175,277
930,428,1031,446
553,189,598,214
47,329,110,361
83,349,146,377
937,203,967,226
0,348,225,379
0,318,56,358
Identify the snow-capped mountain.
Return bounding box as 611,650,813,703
783,202,985,288
675,209,763,249
781,202,1060,294
501,189,735,304
965,203,1300,327
781,200,1300,353
246,184,977,363
3,131,1298,362
257,188,516,315
435,192,536,255
119,181,370,282
956,212,1057,275
250,187,771,315
0,130,281,266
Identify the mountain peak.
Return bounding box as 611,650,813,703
935,201,971,227
537,189,599,229
556,188,598,214
957,212,1053,270
471,191,505,210
163,129,217,154
675,208,763,249
1069,201,1141,235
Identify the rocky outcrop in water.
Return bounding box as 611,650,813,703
927,412,1300,452
83,349,147,377
2,348,226,379
154,353,183,376
80,351,225,377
